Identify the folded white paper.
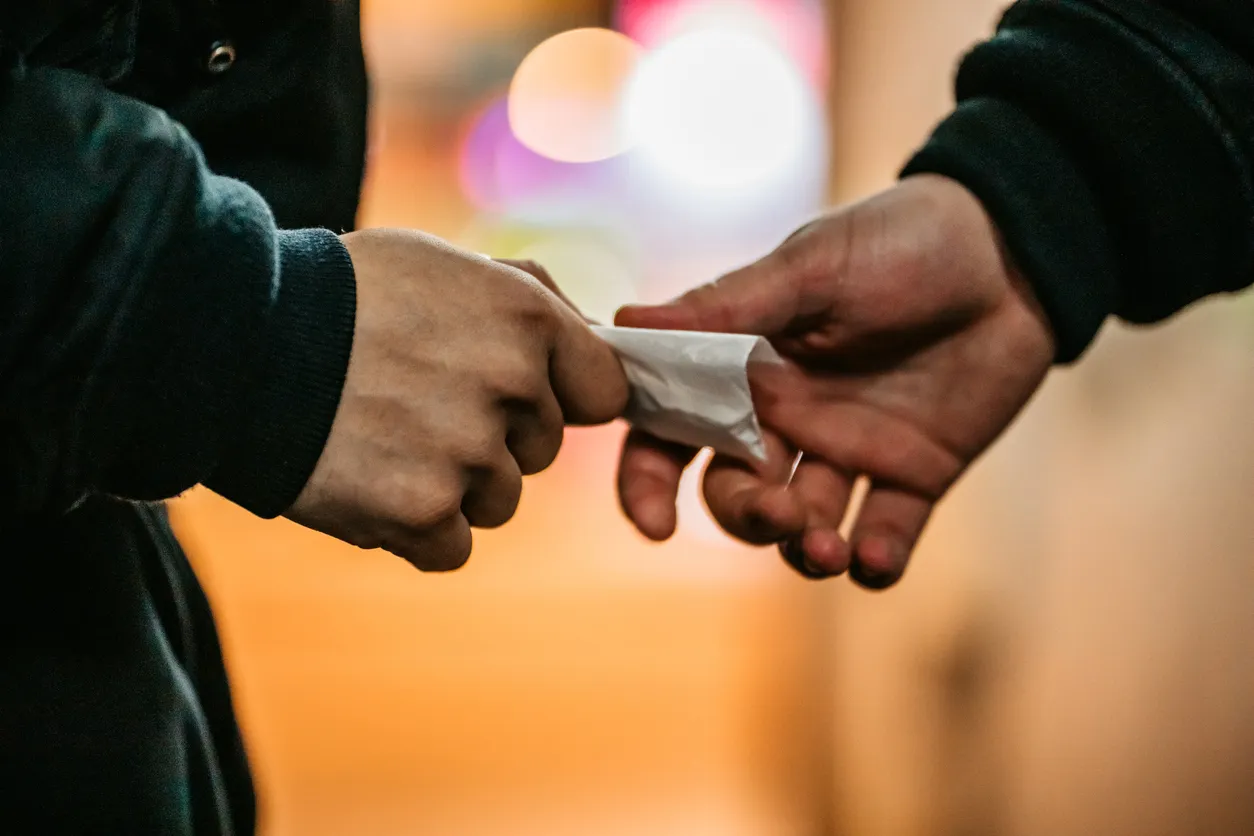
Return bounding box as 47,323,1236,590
591,325,782,463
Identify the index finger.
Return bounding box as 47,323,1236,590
496,258,596,323
700,430,806,545
496,258,628,425
614,255,804,336
617,430,699,541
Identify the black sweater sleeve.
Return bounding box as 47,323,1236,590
0,62,356,520
901,0,1254,362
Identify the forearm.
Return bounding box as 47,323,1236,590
0,65,355,518
902,0,1254,362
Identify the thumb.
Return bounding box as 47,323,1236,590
499,256,627,424
614,252,808,336
497,258,599,324
550,308,630,426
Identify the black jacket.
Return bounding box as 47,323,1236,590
2,0,1253,834
906,0,1254,361
0,1,364,834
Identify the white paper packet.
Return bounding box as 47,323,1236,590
591,325,783,463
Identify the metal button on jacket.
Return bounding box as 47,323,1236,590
206,40,236,74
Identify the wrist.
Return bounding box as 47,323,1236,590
206,229,357,518
901,172,1058,362
901,98,1119,363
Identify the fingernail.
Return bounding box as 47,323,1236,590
799,544,823,575
850,547,902,590
850,564,894,590
782,541,825,579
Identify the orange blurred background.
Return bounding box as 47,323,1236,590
171,1,1254,834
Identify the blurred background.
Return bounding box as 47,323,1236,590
170,0,1254,834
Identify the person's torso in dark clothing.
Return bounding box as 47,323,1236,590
0,2,367,833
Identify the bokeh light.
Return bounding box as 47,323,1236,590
615,0,827,86
511,236,639,323
460,97,620,213
623,28,814,191
461,222,641,324
507,28,643,163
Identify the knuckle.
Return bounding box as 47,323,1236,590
773,239,814,278
511,421,563,476
451,421,508,467
387,517,474,572
517,307,558,342
536,402,565,440
431,526,474,572
511,288,560,333
536,428,564,473
516,259,552,283
493,462,525,500
443,539,473,571
464,451,524,528
422,488,465,526
391,473,464,531
775,239,831,303
683,282,739,331
485,357,547,403
472,480,522,529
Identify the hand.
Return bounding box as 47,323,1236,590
286,229,628,570
615,175,1055,588
493,259,594,324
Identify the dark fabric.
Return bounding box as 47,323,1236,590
0,499,256,835
206,229,357,518
0,1,367,833
903,0,1254,362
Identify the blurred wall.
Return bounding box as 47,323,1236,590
823,2,1254,835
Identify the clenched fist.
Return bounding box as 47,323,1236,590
286,229,628,570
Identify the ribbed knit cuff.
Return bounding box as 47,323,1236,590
206,229,356,518
902,97,1120,364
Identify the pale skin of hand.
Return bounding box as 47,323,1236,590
614,174,1057,588
285,229,628,572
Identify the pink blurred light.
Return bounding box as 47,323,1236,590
614,0,827,88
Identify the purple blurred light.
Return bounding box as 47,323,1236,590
458,97,619,213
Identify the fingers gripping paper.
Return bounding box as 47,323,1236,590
591,325,783,463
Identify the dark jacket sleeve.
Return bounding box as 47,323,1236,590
0,62,356,520
901,0,1254,362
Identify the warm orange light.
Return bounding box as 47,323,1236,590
507,28,642,163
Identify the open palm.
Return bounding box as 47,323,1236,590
616,175,1055,587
